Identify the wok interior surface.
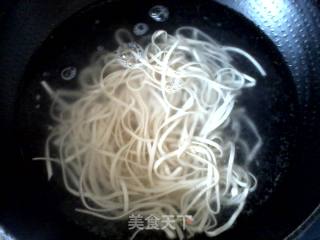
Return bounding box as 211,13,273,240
1,0,319,240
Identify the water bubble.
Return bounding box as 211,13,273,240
35,104,40,109
117,42,143,68
97,45,104,51
35,94,41,101
42,72,50,77
94,19,100,24
133,23,149,36
149,5,169,22
61,66,77,81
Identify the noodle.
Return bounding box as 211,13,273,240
35,26,264,239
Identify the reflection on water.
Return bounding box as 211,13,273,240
0,227,15,240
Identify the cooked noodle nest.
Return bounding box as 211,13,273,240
35,26,264,239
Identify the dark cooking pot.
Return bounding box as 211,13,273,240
0,0,319,239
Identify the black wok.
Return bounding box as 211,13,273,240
0,0,319,239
